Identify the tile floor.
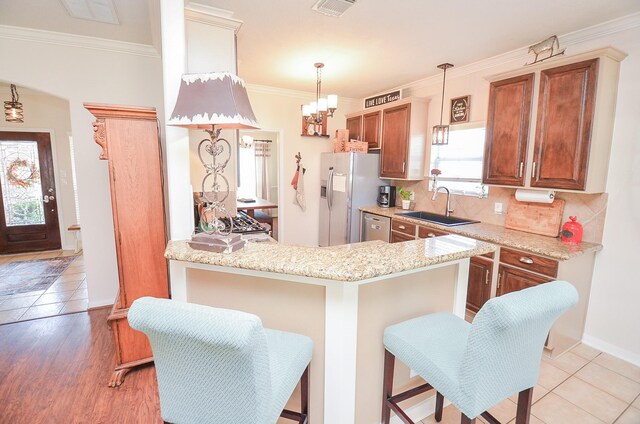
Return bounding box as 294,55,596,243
419,343,640,424
0,250,86,325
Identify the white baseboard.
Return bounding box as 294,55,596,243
88,299,114,309
582,334,640,367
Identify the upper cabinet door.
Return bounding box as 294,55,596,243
346,115,362,142
380,103,411,179
483,73,534,186
362,110,381,149
531,59,598,190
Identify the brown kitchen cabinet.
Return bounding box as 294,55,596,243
346,115,361,144
482,47,624,193
496,265,553,296
85,103,169,388
362,110,381,149
345,111,381,150
496,247,557,296
483,73,534,186
467,257,493,313
531,59,597,190
346,98,428,179
390,218,416,243
380,103,411,179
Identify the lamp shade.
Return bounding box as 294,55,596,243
168,72,259,130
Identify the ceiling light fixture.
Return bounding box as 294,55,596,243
301,63,338,137
4,84,24,123
432,63,453,145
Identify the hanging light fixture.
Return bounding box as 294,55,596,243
432,63,453,145
301,63,338,136
4,84,24,123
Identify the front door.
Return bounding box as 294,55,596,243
0,131,61,253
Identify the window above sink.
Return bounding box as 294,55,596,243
430,122,488,198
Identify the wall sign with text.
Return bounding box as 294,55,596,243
450,95,470,124
364,90,401,109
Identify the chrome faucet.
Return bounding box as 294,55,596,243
432,186,454,217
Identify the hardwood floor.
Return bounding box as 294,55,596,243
0,308,162,423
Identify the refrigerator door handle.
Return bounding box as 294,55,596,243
327,167,334,210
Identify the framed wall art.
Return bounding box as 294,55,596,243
450,95,470,124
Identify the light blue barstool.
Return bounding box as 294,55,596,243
128,297,313,424
382,280,578,424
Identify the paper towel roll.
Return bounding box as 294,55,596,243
514,189,556,204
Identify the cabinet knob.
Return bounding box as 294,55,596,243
428,232,435,238
519,257,534,264
519,162,524,178
485,269,490,285
398,225,406,230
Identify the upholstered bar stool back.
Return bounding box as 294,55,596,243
129,297,312,424
382,280,578,424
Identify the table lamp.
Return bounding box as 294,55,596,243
168,72,259,247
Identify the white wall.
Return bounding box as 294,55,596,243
0,32,164,307
582,26,640,365
387,19,640,364
0,87,77,250
246,85,360,245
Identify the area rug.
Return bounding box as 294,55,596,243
0,256,77,296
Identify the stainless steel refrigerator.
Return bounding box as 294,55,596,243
319,152,384,246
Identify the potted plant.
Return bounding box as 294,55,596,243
398,187,412,210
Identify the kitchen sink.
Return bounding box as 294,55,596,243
396,211,479,227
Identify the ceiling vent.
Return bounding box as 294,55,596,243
312,0,356,17
60,0,119,24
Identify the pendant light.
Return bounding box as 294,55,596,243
4,84,24,123
432,63,453,145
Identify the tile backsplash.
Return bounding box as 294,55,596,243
393,180,607,243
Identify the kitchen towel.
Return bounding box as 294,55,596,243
294,161,306,211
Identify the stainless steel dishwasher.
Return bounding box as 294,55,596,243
361,212,391,242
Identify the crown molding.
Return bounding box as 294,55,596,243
184,5,243,33
391,12,640,97
0,25,160,58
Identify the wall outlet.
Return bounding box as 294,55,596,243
494,202,503,214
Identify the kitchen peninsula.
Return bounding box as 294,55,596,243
165,235,495,424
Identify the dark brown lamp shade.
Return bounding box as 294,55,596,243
168,72,259,130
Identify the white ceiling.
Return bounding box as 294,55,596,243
2,0,639,98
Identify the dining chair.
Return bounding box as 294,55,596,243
128,297,313,424
381,280,578,424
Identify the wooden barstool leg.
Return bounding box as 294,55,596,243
381,349,396,424
515,387,533,424
435,391,444,422
301,366,310,423
460,414,476,424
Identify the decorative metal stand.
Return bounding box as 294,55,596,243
197,125,234,236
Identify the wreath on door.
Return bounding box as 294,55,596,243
6,158,40,189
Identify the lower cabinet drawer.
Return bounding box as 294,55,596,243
500,247,558,277
417,226,449,238
391,219,416,236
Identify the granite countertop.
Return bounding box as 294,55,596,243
165,235,496,282
361,206,602,261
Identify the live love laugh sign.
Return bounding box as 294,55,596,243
364,90,401,108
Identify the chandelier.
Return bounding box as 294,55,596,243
4,84,24,123
301,63,337,136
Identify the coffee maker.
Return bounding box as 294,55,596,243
377,185,396,208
